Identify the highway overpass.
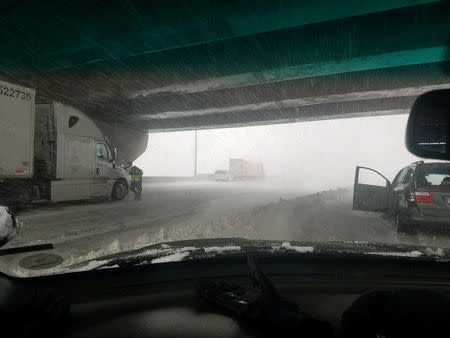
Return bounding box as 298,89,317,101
1,0,449,134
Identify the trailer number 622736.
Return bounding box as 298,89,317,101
0,85,32,101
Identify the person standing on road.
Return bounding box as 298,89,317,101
129,165,143,200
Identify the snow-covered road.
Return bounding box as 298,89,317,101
1,180,450,277
9,180,314,246
0,180,314,275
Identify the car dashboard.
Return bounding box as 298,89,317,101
2,254,450,337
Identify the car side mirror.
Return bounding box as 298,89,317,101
0,206,20,247
406,89,450,160
109,158,116,168
110,148,118,168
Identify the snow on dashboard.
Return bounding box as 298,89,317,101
151,251,190,263
425,247,445,257
367,248,446,258
67,259,110,272
366,251,423,258
204,245,241,253
280,242,314,253
138,246,197,258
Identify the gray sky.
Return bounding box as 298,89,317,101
134,114,420,190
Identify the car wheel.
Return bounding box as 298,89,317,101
393,212,409,234
112,180,127,200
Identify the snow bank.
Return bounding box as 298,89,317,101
154,187,395,246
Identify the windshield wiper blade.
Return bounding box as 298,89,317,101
73,239,449,272
0,243,54,256
91,240,313,270
92,246,221,270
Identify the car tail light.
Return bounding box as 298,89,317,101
415,191,433,203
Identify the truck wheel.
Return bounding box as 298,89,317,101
112,180,127,200
394,212,410,234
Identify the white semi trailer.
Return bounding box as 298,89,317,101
0,80,130,205
229,159,264,180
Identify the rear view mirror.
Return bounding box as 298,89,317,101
406,89,450,160
0,206,20,247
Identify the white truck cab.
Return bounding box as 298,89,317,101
0,80,130,205
49,102,130,202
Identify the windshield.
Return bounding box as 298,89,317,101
0,1,449,277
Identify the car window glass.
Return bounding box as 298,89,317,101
392,168,407,187
402,169,414,185
68,116,79,128
426,174,450,185
96,143,109,160
358,168,388,187
416,165,450,189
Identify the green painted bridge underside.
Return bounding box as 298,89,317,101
0,1,448,131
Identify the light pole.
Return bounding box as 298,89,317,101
194,130,198,177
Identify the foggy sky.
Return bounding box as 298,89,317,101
134,114,420,190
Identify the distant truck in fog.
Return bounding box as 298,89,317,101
0,80,130,205
229,159,264,180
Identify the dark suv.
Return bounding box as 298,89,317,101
353,161,450,233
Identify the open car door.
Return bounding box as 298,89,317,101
353,166,390,212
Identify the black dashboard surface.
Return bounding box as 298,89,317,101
2,254,450,337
